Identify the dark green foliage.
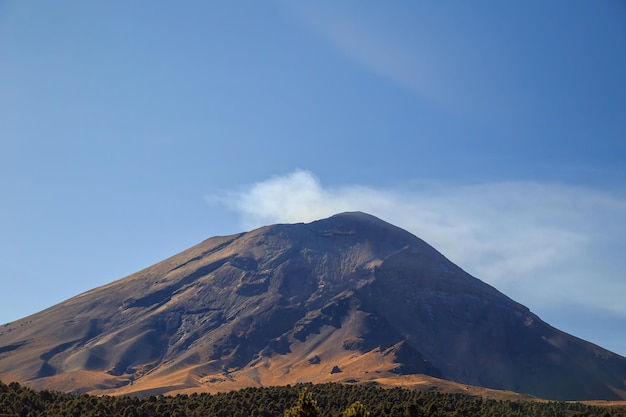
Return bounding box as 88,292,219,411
0,379,624,417
341,401,369,417
284,388,320,417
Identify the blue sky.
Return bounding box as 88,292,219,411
1,2,626,355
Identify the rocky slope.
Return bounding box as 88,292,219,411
0,212,625,400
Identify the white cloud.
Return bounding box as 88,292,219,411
207,170,626,318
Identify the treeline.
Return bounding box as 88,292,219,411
0,380,624,417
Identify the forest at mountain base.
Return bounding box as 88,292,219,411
1,380,625,417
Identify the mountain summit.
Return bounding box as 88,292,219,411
1,212,625,400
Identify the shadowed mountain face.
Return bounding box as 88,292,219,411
1,212,625,400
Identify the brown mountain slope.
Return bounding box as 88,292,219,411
0,212,625,400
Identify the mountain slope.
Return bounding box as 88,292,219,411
0,212,625,400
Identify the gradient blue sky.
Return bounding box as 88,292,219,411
2,2,626,355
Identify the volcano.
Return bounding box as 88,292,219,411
1,212,625,400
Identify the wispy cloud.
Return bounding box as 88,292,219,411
207,170,626,318
291,5,443,105
286,3,509,120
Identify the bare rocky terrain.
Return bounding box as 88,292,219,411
1,212,625,400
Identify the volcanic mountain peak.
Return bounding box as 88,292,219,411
1,213,625,400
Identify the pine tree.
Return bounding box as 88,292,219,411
342,401,369,417
284,388,320,417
